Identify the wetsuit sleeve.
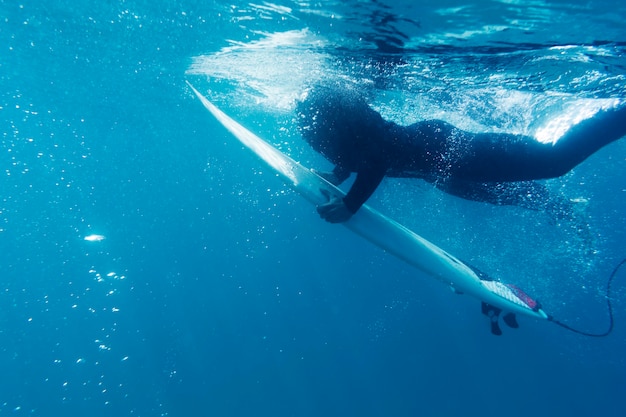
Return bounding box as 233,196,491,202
343,163,387,213
332,164,351,183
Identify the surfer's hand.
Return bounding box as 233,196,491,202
317,197,353,223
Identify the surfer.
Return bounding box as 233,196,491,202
296,84,626,223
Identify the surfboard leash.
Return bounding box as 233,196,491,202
547,258,625,337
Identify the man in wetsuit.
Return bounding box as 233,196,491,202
296,85,626,223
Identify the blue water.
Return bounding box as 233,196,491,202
1,1,625,416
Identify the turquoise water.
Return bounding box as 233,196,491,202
1,1,625,416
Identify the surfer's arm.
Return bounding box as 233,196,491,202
317,166,385,223
332,164,351,184
343,163,387,213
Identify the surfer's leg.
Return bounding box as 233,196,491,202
548,105,626,175
452,105,626,182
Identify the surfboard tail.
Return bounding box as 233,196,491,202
480,280,548,319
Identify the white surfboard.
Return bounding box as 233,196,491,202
188,82,549,321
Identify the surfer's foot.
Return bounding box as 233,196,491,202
502,313,519,329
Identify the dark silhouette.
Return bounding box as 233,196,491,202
296,85,626,223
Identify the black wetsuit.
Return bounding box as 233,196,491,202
296,86,626,215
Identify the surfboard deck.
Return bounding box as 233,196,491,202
187,81,548,321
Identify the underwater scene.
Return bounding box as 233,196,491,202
1,1,625,416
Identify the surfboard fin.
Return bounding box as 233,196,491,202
481,302,503,335
481,303,520,335
490,319,502,336
503,313,519,329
